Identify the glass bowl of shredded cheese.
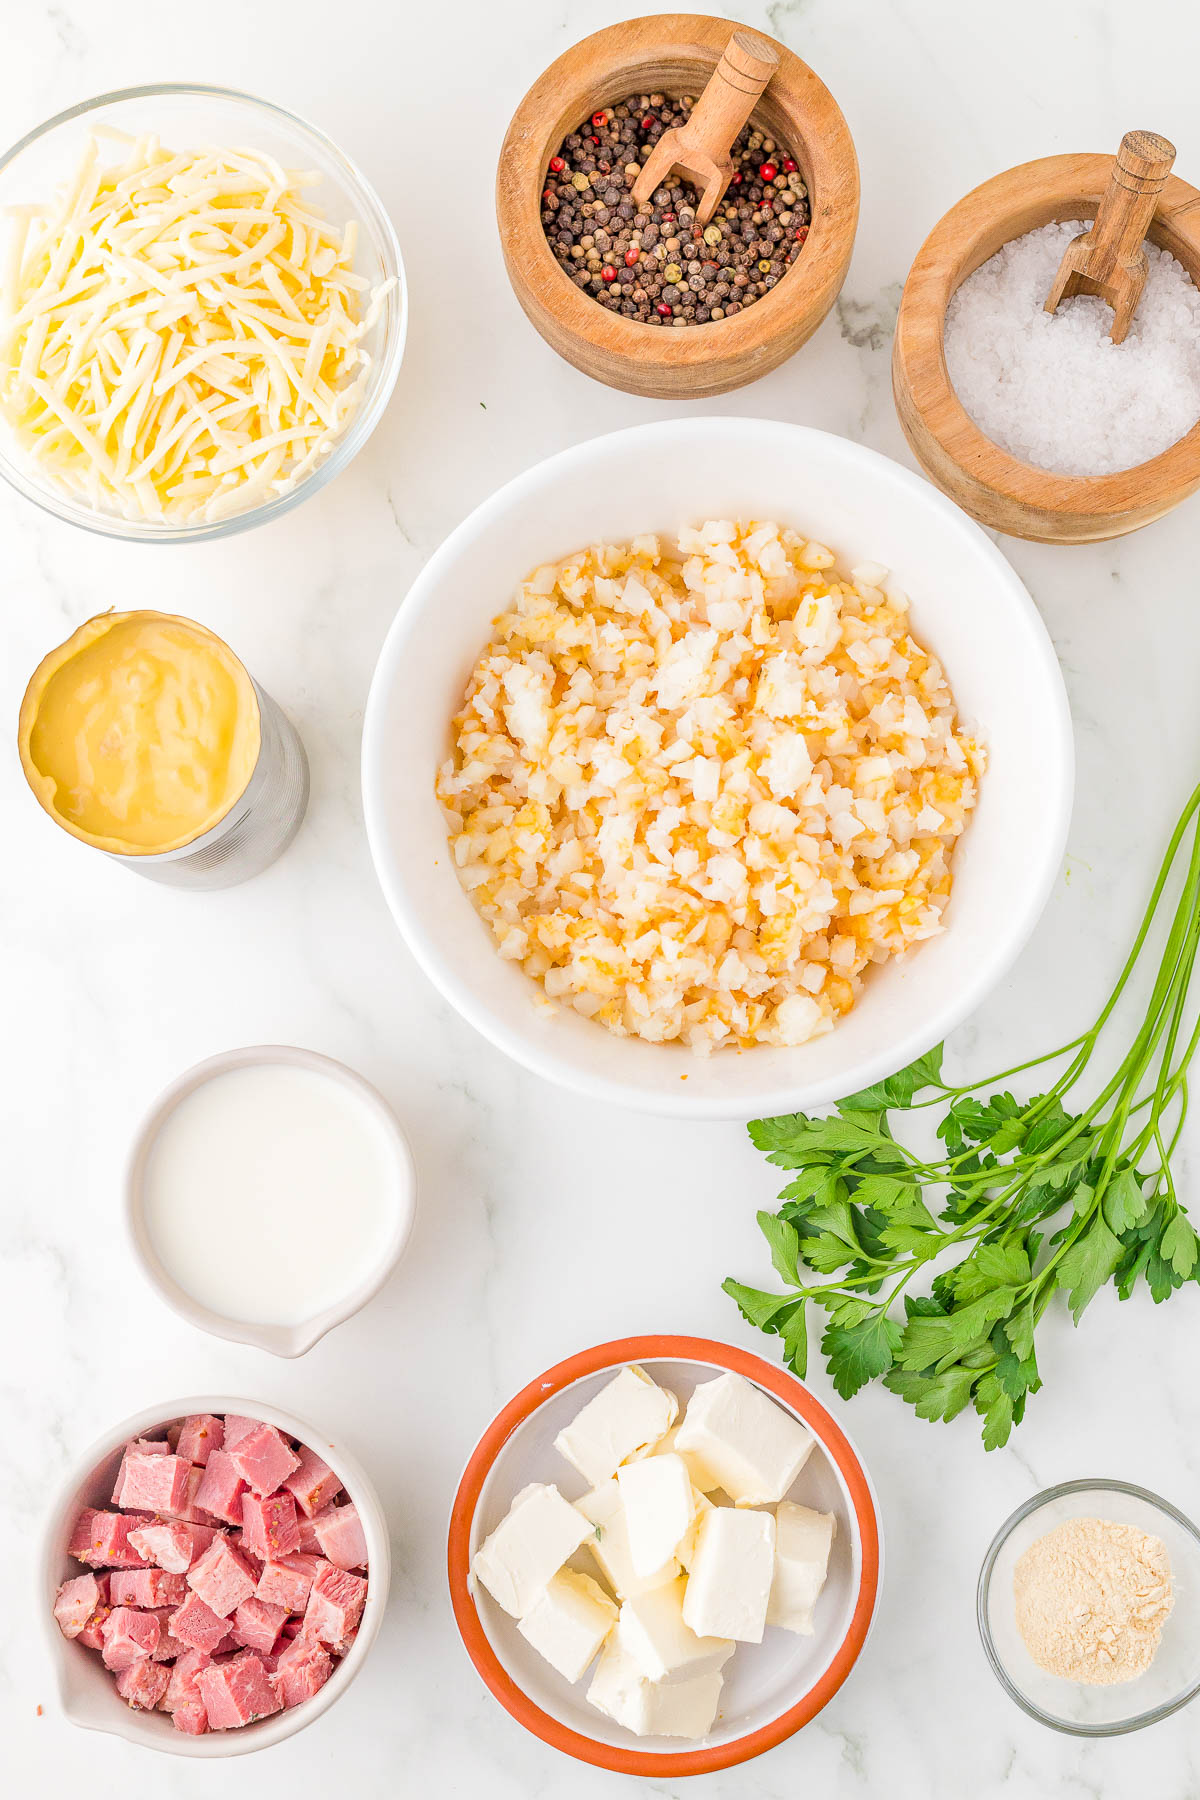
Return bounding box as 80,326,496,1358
0,85,405,539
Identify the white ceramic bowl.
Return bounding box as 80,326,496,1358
363,418,1074,1119
447,1335,882,1777
0,86,406,541
40,1397,390,1756
126,1046,417,1355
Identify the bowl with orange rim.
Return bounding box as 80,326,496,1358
447,1335,882,1776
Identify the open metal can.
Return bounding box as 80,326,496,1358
18,611,309,891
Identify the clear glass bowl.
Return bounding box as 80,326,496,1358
0,85,405,541
977,1478,1200,1735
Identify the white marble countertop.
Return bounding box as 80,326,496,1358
5,1,1200,1793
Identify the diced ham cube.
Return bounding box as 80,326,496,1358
312,1501,368,1570
163,1463,208,1524
113,1451,194,1516
101,1605,161,1670
68,1510,149,1568
74,1577,112,1650
223,1415,258,1449
162,1648,211,1712
255,1553,323,1613
239,1491,299,1562
197,1651,283,1729
173,1702,209,1735
273,1634,333,1709
232,1533,265,1579
53,1573,102,1639
149,1609,185,1662
169,1592,229,1656
303,1564,367,1651
110,1439,171,1502
126,1521,218,1574
116,1657,171,1711
176,1415,225,1467
284,1448,343,1519
193,1450,245,1526
109,1569,188,1608
295,1514,322,1554
226,1424,300,1498
214,1631,239,1654
231,1596,288,1655
188,1536,257,1618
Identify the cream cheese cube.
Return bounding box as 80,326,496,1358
677,1488,714,1572
675,1372,814,1505
578,1479,678,1598
616,1454,694,1578
681,1506,775,1644
555,1366,678,1486
648,1424,722,1493
768,1502,836,1634
617,1576,735,1683
471,1482,591,1618
587,1640,723,1739
517,1568,617,1682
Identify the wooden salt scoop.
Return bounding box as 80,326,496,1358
631,30,780,227
1044,131,1177,342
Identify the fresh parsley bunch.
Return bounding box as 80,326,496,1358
725,785,1200,1450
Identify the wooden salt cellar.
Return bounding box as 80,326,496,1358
893,151,1200,542
496,13,859,399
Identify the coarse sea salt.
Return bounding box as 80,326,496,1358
944,221,1200,476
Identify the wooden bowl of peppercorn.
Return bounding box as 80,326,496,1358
496,13,859,398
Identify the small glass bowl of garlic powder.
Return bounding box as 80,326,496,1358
0,85,405,541
978,1479,1200,1734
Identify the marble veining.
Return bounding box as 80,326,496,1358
3,1,1200,1794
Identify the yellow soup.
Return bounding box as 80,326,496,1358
18,611,261,855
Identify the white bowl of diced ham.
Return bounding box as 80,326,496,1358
448,1336,882,1777
41,1400,389,1756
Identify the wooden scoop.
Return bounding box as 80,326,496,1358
631,31,780,227
1044,130,1176,342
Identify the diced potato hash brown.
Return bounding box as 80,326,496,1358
436,520,983,1054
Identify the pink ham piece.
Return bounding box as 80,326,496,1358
162,1648,210,1711
312,1502,368,1570
284,1448,343,1519
169,1592,229,1656
294,1514,322,1554
126,1520,218,1574
239,1491,300,1562
255,1553,323,1613
109,1569,188,1609
173,1702,209,1735
188,1535,257,1618
113,1451,194,1516
197,1651,283,1729
226,1423,300,1498
101,1606,161,1670
232,1533,265,1580
75,1575,112,1650
116,1657,171,1711
223,1415,258,1449
303,1563,366,1651
193,1450,246,1526
273,1634,333,1709
163,1463,208,1524
231,1596,288,1655
149,1609,186,1662
176,1415,224,1467
68,1509,149,1568
53,1573,103,1639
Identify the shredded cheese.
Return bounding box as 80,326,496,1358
0,132,395,524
